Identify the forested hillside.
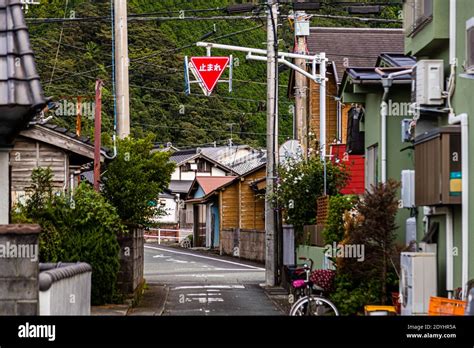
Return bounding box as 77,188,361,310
26,0,401,148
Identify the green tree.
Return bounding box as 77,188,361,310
102,135,176,226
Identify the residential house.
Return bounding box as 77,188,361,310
339,54,416,245
288,27,406,194
156,146,254,230
10,123,106,205
185,151,267,261
403,0,474,297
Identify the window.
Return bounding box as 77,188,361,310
366,145,378,192
197,159,211,173
404,0,433,36
466,18,474,74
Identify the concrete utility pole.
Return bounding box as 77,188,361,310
114,0,130,139
320,51,326,162
265,0,278,287
294,11,309,158
94,80,103,192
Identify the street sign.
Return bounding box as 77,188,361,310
189,57,230,94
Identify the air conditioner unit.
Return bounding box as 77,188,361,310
415,60,444,106
401,170,415,208
400,252,437,315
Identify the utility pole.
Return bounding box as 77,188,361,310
94,80,103,192
294,11,309,158
265,0,278,287
320,52,326,162
114,0,130,139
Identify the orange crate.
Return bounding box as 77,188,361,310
428,296,467,316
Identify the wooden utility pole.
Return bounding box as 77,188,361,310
114,0,130,139
265,0,278,287
94,80,103,192
294,11,309,158
75,96,82,136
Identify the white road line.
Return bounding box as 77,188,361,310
145,245,265,270
172,285,246,290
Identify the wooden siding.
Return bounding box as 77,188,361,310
220,167,265,232
221,184,239,230
309,76,338,151
10,136,67,195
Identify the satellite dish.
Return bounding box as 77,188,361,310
279,140,303,166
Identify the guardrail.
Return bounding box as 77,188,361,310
144,228,192,245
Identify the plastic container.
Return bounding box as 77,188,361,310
428,296,467,316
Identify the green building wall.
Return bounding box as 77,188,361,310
405,0,474,293
342,86,414,245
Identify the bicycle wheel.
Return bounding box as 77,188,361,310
289,296,339,316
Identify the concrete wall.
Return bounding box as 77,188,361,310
221,228,265,263
39,263,91,315
0,224,41,315
117,226,144,295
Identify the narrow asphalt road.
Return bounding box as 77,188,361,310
144,244,283,316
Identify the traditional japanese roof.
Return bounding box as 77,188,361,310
169,180,194,194
186,176,237,203
195,176,236,196
0,0,46,145
169,145,253,170
227,150,266,176
19,123,107,161
307,27,405,83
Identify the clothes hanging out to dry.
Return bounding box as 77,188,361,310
346,106,365,155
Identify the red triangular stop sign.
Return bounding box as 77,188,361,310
190,57,230,94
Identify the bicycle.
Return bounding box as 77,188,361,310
289,257,339,316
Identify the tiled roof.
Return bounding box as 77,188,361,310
200,145,252,166
195,176,236,196
0,0,46,144
307,27,405,83
228,150,266,176
170,151,196,164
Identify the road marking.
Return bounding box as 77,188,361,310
172,285,245,290
176,274,225,278
145,245,265,270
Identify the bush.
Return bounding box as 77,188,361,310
274,157,348,238
323,195,357,245
13,168,125,305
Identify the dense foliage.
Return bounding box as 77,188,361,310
330,180,401,314
274,157,348,236
13,167,125,305
323,194,357,245
102,135,176,226
25,0,401,149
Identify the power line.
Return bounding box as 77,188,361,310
47,0,69,90
26,14,401,24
